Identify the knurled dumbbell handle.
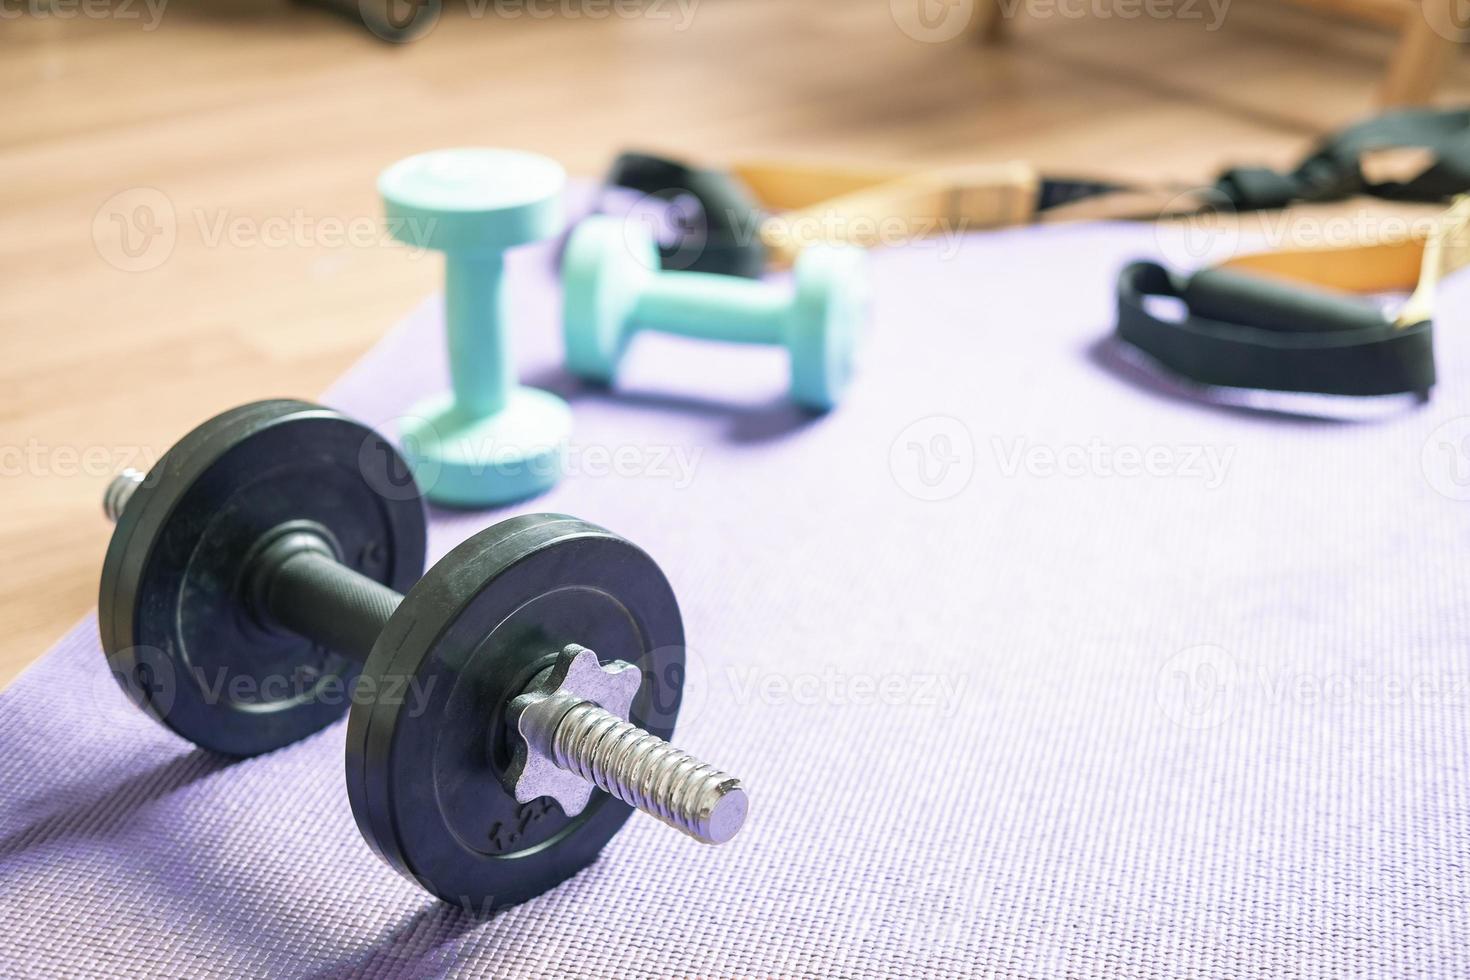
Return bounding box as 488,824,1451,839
261,549,404,666
105,468,402,665
632,271,788,345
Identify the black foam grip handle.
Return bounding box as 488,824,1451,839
1181,267,1389,335
263,550,403,665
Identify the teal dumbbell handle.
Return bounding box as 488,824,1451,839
445,252,514,417
631,272,789,346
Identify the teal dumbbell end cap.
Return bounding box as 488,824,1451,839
398,389,572,508
787,245,870,412
563,215,658,382
380,148,566,253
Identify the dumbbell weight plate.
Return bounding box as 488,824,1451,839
345,514,685,909
98,400,427,757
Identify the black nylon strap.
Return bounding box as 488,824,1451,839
602,152,1127,270
1115,261,1436,396
1036,176,1131,212
1216,107,1470,211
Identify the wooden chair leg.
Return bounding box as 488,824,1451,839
1379,0,1463,106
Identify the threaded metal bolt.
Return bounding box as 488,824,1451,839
550,699,747,844
103,468,146,522
510,645,748,845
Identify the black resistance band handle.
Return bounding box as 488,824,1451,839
1115,261,1436,396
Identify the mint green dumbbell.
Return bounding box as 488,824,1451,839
562,215,869,411
381,148,572,507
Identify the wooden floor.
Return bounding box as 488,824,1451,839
1,0,1466,686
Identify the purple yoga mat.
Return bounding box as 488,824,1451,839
3,220,1468,978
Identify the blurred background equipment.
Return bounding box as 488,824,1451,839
5,0,1470,684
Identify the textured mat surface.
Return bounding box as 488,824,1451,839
2,222,1469,978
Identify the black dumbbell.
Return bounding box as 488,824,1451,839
98,400,747,908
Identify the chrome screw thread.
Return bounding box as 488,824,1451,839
546,697,748,844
